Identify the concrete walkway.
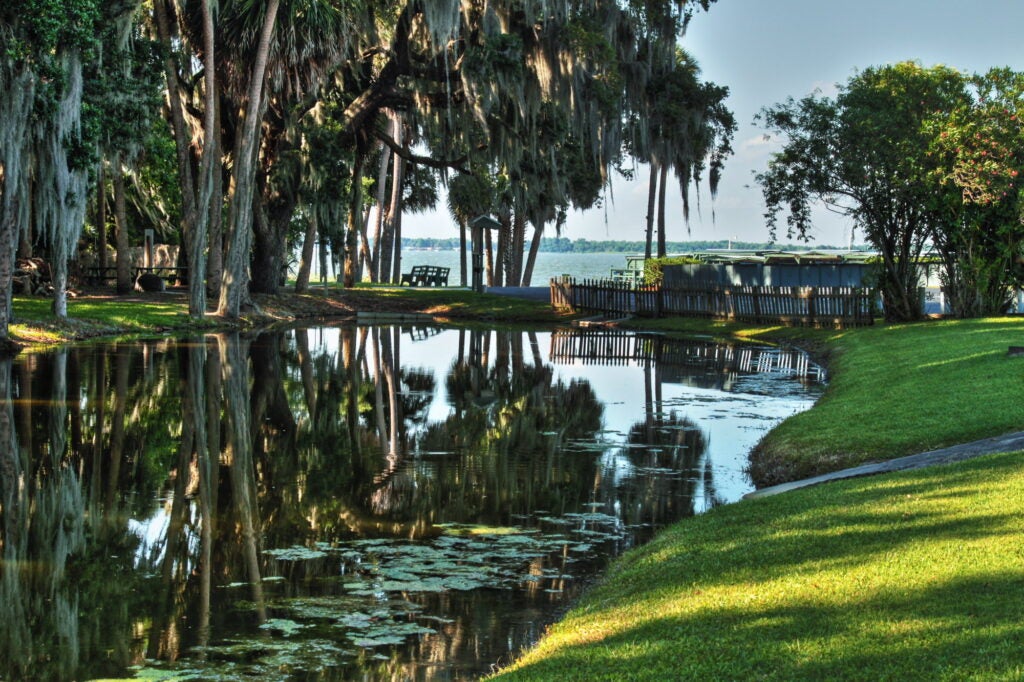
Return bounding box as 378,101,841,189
745,430,1024,499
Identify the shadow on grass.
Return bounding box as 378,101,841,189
496,452,1024,681
505,571,1024,681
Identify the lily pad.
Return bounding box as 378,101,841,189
259,618,309,636
264,546,329,561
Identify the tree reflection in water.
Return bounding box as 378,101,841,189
0,325,819,680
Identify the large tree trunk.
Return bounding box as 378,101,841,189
155,0,218,318
96,164,107,272
370,141,390,282
294,212,317,293
380,111,405,284
185,0,219,317
206,99,224,297
113,155,132,294
250,197,290,293
0,65,34,343
343,151,365,288
217,0,281,317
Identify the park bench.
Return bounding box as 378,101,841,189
400,265,449,287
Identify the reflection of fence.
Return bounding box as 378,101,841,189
407,325,442,342
550,277,873,328
550,329,826,382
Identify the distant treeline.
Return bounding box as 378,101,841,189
402,237,855,253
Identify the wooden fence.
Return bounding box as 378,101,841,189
550,277,874,327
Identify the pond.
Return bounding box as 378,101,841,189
0,325,823,681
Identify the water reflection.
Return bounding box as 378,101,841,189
0,326,821,681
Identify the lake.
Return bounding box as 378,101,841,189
311,251,632,285
0,324,823,680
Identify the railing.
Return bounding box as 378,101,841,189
550,277,874,328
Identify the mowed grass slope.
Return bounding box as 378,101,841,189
493,451,1024,681
750,317,1024,485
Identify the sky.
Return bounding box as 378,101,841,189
405,0,1024,247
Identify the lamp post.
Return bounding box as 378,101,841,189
468,215,501,293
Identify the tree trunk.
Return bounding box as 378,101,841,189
494,210,511,287
510,211,526,286
645,160,658,260
185,0,218,318
522,223,543,286
381,111,405,284
343,151,365,288
0,66,35,341
250,197,290,293
112,155,132,294
369,141,390,282
657,161,669,258
206,98,224,297
484,228,494,286
96,164,107,271
217,0,281,317
294,212,317,292
459,218,468,286
358,206,373,282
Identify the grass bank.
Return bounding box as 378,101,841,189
492,450,1024,681
7,286,569,348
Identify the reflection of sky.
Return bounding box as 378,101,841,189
395,328,821,505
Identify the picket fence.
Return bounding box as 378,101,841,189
550,277,874,327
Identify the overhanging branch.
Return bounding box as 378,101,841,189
373,127,480,173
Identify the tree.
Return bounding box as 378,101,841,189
758,62,970,322
153,0,219,317
630,49,735,259
87,9,165,295
927,68,1024,317
216,0,281,317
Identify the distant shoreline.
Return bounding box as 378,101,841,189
402,238,869,254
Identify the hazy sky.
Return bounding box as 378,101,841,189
406,0,1024,246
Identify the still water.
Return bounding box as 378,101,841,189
0,325,822,681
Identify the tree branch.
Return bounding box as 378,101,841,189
373,127,478,172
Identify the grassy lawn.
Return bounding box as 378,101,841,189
10,296,211,345
493,450,1024,681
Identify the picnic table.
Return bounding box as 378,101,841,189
400,265,449,287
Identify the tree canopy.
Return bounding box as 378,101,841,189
2,0,735,335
